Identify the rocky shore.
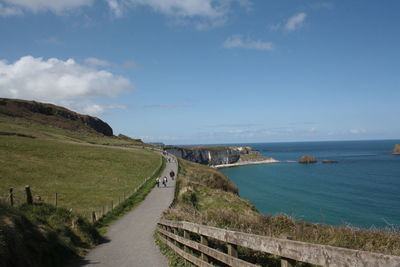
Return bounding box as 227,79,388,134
212,158,279,168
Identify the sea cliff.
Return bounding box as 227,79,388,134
164,145,275,166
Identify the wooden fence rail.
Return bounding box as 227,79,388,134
157,219,400,267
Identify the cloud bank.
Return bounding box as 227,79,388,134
2,0,93,13
0,56,132,115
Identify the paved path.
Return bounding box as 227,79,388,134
74,153,177,267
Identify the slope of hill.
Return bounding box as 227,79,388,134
0,98,161,215
0,98,113,136
0,99,165,266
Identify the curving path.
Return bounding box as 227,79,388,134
74,153,177,267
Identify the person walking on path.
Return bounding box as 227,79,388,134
76,153,177,267
169,170,175,180
155,177,160,188
163,176,167,187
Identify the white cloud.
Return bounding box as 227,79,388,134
350,128,366,134
267,23,281,32
84,57,111,67
285,12,307,32
106,0,123,17
235,0,252,12
2,0,93,14
126,0,251,29
0,3,22,16
0,56,132,116
223,35,274,51
128,0,224,18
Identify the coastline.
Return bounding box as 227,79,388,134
212,158,279,169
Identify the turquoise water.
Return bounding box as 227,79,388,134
220,140,400,228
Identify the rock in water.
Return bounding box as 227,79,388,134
393,144,400,155
322,160,338,164
299,155,317,164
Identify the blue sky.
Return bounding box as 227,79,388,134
0,0,399,144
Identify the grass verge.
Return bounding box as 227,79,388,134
95,157,166,234
154,231,194,267
0,202,100,267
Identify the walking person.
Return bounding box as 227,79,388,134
163,176,168,187
169,170,175,180
155,177,160,188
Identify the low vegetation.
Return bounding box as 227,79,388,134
0,202,100,267
160,159,400,266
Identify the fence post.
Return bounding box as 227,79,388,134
173,228,179,246
200,235,209,262
227,243,238,258
25,185,33,204
183,230,190,253
92,211,96,223
55,193,58,207
102,206,105,217
281,236,296,267
9,188,14,206
281,258,296,267
111,200,113,210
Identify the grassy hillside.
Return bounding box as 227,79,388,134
0,99,165,266
0,100,162,217
161,159,400,266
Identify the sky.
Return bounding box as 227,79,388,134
0,0,399,144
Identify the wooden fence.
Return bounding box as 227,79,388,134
157,219,400,267
1,155,164,222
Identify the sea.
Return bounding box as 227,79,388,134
219,140,400,229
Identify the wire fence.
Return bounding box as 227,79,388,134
0,155,165,222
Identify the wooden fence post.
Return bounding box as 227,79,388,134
200,235,209,262
111,200,113,210
173,228,179,246
227,243,238,258
9,188,14,206
92,211,96,223
183,230,190,253
281,258,296,267
281,236,296,267
102,206,105,217
25,185,33,204
55,192,58,207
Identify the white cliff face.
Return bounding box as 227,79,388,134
164,146,253,165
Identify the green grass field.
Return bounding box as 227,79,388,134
0,115,162,217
